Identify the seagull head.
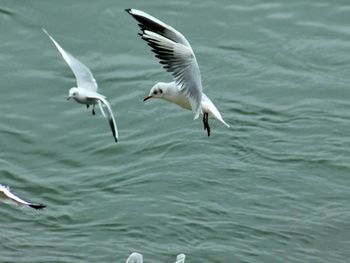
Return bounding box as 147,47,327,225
143,83,165,102
67,87,79,100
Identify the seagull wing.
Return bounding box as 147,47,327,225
87,94,118,142
126,9,202,119
126,9,191,48
126,252,143,263
43,28,98,92
0,184,46,210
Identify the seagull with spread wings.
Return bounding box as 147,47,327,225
43,29,118,142
126,9,229,136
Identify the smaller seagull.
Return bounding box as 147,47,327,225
175,253,186,263
125,252,185,263
0,184,46,210
126,252,143,263
43,29,118,142
126,9,229,136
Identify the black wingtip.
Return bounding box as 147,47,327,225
29,204,46,210
125,8,132,14
108,118,118,143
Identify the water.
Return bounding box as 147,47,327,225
0,0,350,262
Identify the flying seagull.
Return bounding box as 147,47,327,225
43,29,118,142
126,9,229,136
0,183,46,210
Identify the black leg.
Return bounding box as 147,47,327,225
86,104,90,109
203,113,211,137
92,105,95,115
206,113,211,137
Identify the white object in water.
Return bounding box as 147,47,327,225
126,252,143,263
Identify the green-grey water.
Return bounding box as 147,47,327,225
1,1,350,262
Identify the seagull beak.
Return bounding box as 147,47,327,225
143,95,152,102
66,96,72,100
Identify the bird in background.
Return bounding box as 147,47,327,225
125,252,143,263
126,8,229,137
43,29,118,143
0,183,46,210
175,253,186,263
125,252,186,263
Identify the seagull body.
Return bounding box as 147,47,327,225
126,8,229,136
146,81,230,129
0,184,46,210
43,29,118,142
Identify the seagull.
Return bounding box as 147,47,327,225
43,29,118,143
126,252,143,263
175,253,186,263
0,184,46,210
126,9,229,136
124,252,185,263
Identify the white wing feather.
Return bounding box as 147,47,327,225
0,184,46,209
127,9,203,119
86,94,118,142
43,28,98,92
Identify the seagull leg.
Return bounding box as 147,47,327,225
92,105,96,115
203,113,211,137
86,104,90,109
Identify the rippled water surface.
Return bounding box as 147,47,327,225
1,1,350,262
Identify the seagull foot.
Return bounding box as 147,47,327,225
203,113,211,137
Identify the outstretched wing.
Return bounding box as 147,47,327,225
0,184,46,210
88,94,118,143
126,9,203,119
43,28,98,92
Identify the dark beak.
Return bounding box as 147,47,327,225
143,95,152,102
66,96,71,101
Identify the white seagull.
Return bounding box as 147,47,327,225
43,29,118,142
126,9,229,136
124,252,185,263
126,252,143,263
0,184,46,210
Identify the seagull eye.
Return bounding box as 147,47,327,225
153,90,157,95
